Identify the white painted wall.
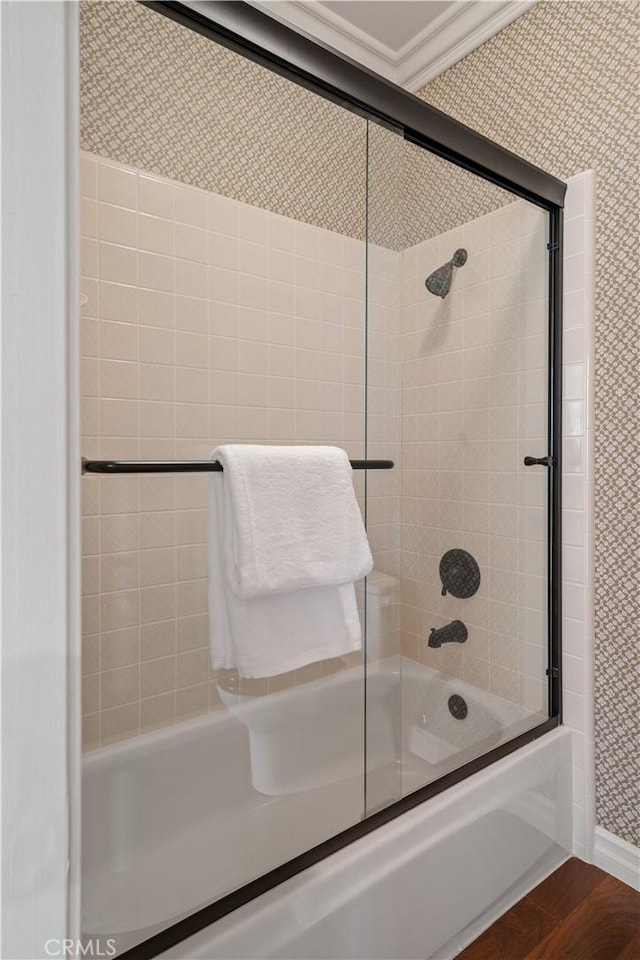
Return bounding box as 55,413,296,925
1,3,81,956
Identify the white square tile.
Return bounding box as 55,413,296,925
139,174,174,219
239,240,268,278
564,176,585,219
564,582,586,619
563,327,585,363
268,214,295,252
564,216,585,256
563,363,585,400
208,194,238,236
563,474,585,510
238,204,268,244
562,437,584,474
562,617,585,657
139,214,173,256
563,288,586,329
564,252,586,294
563,399,585,437
98,161,137,209
563,690,585,731
563,508,586,547
563,653,585,695
563,545,585,584
174,186,206,227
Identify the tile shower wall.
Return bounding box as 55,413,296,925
399,201,548,709
558,171,596,859
80,151,400,748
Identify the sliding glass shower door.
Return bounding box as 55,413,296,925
79,3,559,954
80,4,380,950
363,135,553,812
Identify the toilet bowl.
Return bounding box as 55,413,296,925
217,570,400,794
356,568,400,661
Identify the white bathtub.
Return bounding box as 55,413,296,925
82,659,569,957
160,729,572,960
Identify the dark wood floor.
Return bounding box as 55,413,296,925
457,858,640,960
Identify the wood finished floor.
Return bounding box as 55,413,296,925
456,858,640,960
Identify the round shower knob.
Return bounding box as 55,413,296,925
439,549,481,598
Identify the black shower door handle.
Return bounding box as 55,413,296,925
523,456,555,467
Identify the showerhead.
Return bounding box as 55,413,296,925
425,248,468,299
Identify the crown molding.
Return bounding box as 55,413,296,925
401,0,538,91
247,0,538,92
246,0,391,76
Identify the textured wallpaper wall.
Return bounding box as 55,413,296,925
80,1,367,240
79,1,509,249
418,0,639,846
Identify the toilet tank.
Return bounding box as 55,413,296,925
357,570,399,661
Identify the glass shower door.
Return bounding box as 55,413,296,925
364,136,553,810
79,5,375,951
362,118,405,815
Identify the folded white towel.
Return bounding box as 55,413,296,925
208,469,362,678
213,444,373,599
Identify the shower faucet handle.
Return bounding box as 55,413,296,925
524,455,555,467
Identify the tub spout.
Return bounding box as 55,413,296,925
428,620,468,648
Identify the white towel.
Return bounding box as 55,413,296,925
213,444,373,598
208,469,362,678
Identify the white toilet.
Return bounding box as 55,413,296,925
217,570,400,794
357,568,400,661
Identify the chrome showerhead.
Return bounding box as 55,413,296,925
425,248,468,299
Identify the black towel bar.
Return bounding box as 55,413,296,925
82,458,394,475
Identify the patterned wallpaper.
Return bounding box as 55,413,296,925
402,141,510,243
418,0,639,846
80,1,367,241
79,0,509,249
80,0,639,842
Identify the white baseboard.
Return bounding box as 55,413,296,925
593,826,640,891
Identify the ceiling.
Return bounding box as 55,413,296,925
320,1,453,52
249,0,537,91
